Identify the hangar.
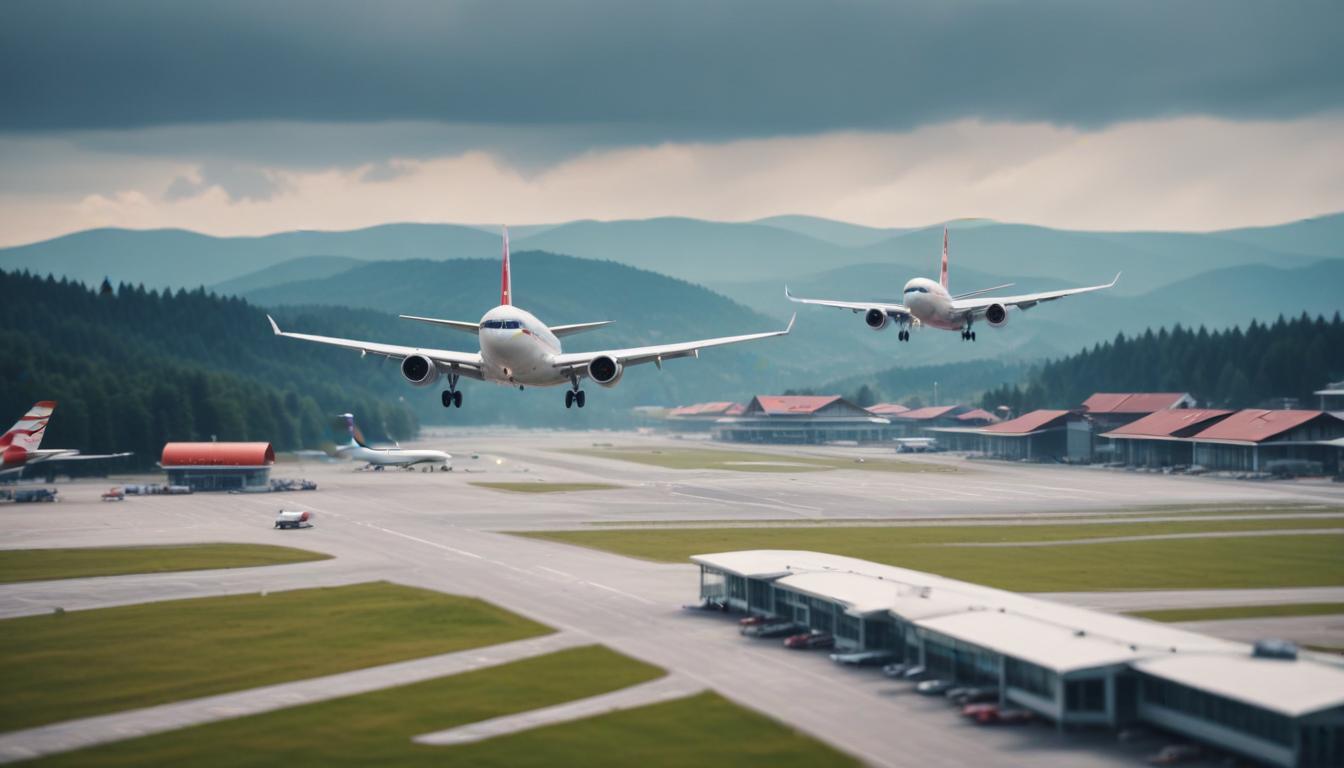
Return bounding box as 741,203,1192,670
160,442,275,491
693,550,1344,768
711,396,890,444
1189,409,1344,475
1101,409,1235,468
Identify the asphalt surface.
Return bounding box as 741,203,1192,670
2,430,1341,766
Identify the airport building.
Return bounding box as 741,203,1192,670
929,409,1093,461
1101,409,1234,468
1316,381,1344,411
160,442,275,491
1186,409,1344,475
711,396,891,444
693,550,1344,768
664,401,744,431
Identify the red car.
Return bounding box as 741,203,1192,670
739,615,771,627
966,705,1034,725
784,631,835,650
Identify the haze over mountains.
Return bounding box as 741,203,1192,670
3,213,1340,413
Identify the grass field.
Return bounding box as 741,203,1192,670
0,581,550,731
1131,603,1344,623
570,446,954,474
32,647,855,768
521,521,1344,592
0,543,330,584
469,482,620,493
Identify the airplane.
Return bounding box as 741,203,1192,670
785,227,1118,342
0,401,132,475
268,227,795,409
335,413,451,471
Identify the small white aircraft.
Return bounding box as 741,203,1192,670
269,228,794,409
335,413,451,471
786,228,1118,342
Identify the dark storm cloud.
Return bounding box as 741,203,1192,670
2,0,1341,139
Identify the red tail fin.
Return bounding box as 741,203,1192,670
940,226,949,289
1,401,55,451
500,225,512,306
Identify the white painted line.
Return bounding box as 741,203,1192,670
583,581,655,605
357,522,484,560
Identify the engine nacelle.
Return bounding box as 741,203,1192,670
400,354,440,387
587,355,624,388
984,303,1008,328
865,308,890,331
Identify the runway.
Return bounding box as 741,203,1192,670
2,430,1341,766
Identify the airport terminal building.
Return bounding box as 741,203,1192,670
160,442,275,491
694,550,1344,768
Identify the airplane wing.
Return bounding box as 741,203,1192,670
550,320,614,337
951,273,1120,315
784,286,909,317
35,451,134,462
267,316,486,379
399,315,480,334
550,315,794,373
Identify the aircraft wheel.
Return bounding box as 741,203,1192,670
971,331,977,341
441,390,453,408
576,390,586,408
453,390,463,408
565,390,574,408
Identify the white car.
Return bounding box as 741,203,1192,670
275,509,314,529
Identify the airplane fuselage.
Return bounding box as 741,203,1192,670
336,444,451,469
476,305,572,387
901,277,966,331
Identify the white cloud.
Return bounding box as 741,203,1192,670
1,115,1343,246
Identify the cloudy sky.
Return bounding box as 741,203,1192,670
2,0,1342,246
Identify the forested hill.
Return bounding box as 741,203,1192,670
979,314,1344,413
0,271,418,469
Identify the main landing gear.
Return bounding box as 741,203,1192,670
565,374,586,409
960,329,977,341
898,329,910,342
440,374,463,408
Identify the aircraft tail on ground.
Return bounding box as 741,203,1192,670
336,413,371,449
1,401,54,452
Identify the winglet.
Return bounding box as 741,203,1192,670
266,314,282,335
1111,271,1122,287
784,312,797,334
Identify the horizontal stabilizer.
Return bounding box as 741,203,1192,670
551,320,614,337
399,315,481,334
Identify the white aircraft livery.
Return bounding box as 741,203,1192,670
786,227,1118,342
335,413,451,471
0,401,131,475
269,228,794,409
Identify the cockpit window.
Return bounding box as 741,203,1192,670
503,320,521,329
904,286,929,294
480,319,522,330
480,320,501,329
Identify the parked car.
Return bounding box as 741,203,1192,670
13,488,57,503
1147,744,1204,765
916,679,953,696
966,705,1034,725
881,662,913,678
742,621,802,638
274,509,314,529
948,686,999,705
739,615,771,627
784,630,835,650
900,664,928,680
829,650,898,667
100,487,125,502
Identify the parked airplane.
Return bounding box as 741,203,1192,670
0,401,131,475
335,413,451,471
786,228,1118,341
269,228,794,409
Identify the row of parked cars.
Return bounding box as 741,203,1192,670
737,614,1035,727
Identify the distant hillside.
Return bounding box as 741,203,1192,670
212,255,365,296
818,358,1030,410
8,213,1336,296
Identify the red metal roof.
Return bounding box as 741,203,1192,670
161,442,275,467
668,402,738,417
955,408,1000,424
894,405,960,421
1105,409,1233,438
867,403,911,416
725,403,746,416
982,409,1072,435
1191,410,1335,444
1083,393,1191,414
753,395,841,415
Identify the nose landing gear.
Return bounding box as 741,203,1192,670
898,329,910,342
441,374,463,408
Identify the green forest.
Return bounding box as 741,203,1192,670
0,271,417,470
979,313,1344,413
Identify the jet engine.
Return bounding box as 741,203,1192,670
984,303,1008,328
587,355,624,387
865,308,890,331
400,354,440,387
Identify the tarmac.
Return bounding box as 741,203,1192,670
1,430,1341,766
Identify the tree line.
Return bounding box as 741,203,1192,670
979,313,1344,414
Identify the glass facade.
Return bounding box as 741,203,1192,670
699,567,726,600
165,467,270,491
1006,658,1057,701
1065,678,1106,713
1140,675,1291,747
922,631,1001,685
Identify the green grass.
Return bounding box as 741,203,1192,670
1131,603,1344,623
570,446,953,474
0,543,330,584
30,647,855,768
469,482,620,493
0,581,550,732
520,521,1344,592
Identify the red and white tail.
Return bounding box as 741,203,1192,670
500,225,512,306
0,401,54,452
940,226,949,289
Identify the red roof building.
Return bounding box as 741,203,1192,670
1187,410,1344,474
1105,409,1233,440
714,395,891,445
895,405,962,421
160,442,275,491
1083,392,1195,414
983,410,1073,435
955,408,1000,426
1191,410,1340,445
867,403,911,416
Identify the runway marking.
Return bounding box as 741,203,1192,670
535,566,576,579
670,490,821,516
355,522,483,560
582,580,655,605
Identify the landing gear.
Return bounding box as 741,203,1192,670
898,329,909,342
960,330,976,341
565,375,586,409
441,374,462,408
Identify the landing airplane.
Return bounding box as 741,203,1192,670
269,228,794,409
335,413,451,471
0,401,132,475
786,227,1118,341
